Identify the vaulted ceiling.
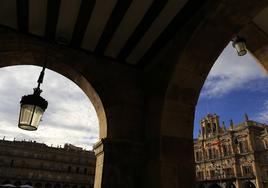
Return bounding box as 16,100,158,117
0,0,207,68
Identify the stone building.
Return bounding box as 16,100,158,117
0,139,95,188
194,114,268,188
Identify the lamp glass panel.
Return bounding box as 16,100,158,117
19,104,44,130
31,106,44,128
235,42,247,56
20,104,35,125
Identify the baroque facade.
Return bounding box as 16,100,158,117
194,114,268,188
0,139,95,188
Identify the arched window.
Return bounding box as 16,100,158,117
10,159,14,167
45,183,52,188
35,183,42,188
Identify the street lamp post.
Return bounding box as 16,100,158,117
18,62,48,131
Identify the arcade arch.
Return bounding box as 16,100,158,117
1,1,268,188
144,1,268,188
0,42,107,139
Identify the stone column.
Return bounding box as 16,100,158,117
247,130,263,188
252,160,263,188
144,136,195,188
235,179,243,188
93,138,144,188
233,163,242,188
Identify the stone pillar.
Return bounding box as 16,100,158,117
235,179,243,188
247,130,263,188
93,138,144,188
233,163,242,188
252,160,263,188
144,136,195,188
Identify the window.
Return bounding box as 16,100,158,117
197,171,203,179
212,123,217,133
207,123,211,134
68,166,71,172
195,151,199,161
222,144,232,156
243,166,252,175
224,168,233,177
239,141,248,153
264,155,268,163
76,167,80,173
210,170,215,178
84,168,87,174
264,140,268,149
195,151,202,161
208,148,213,159
227,144,232,155
223,145,227,156
214,148,219,158
10,159,14,167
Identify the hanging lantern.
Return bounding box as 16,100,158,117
18,62,48,131
232,36,247,56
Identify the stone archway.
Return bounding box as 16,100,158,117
0,43,107,139
208,184,221,188
198,183,206,188
142,0,268,187
226,182,236,188
35,183,42,188
0,27,145,188
244,181,256,188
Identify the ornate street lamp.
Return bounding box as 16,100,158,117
232,36,247,56
18,63,48,131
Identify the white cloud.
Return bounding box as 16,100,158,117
0,66,99,150
255,101,268,124
200,43,267,98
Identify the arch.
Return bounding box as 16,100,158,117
198,184,205,188
54,184,61,188
63,184,70,188
143,0,268,187
45,183,52,188
1,180,11,185
53,183,61,188
208,183,221,188
244,181,256,188
35,183,42,188
14,181,22,186
25,182,32,186
0,30,107,139
226,182,236,188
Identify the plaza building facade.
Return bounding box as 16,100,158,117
0,139,95,188
194,114,268,188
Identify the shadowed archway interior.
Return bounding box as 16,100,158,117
1,0,268,188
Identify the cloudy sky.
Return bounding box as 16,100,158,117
0,66,99,150
194,42,268,137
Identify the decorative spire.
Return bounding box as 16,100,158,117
230,119,234,129
244,113,249,121
222,121,226,131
